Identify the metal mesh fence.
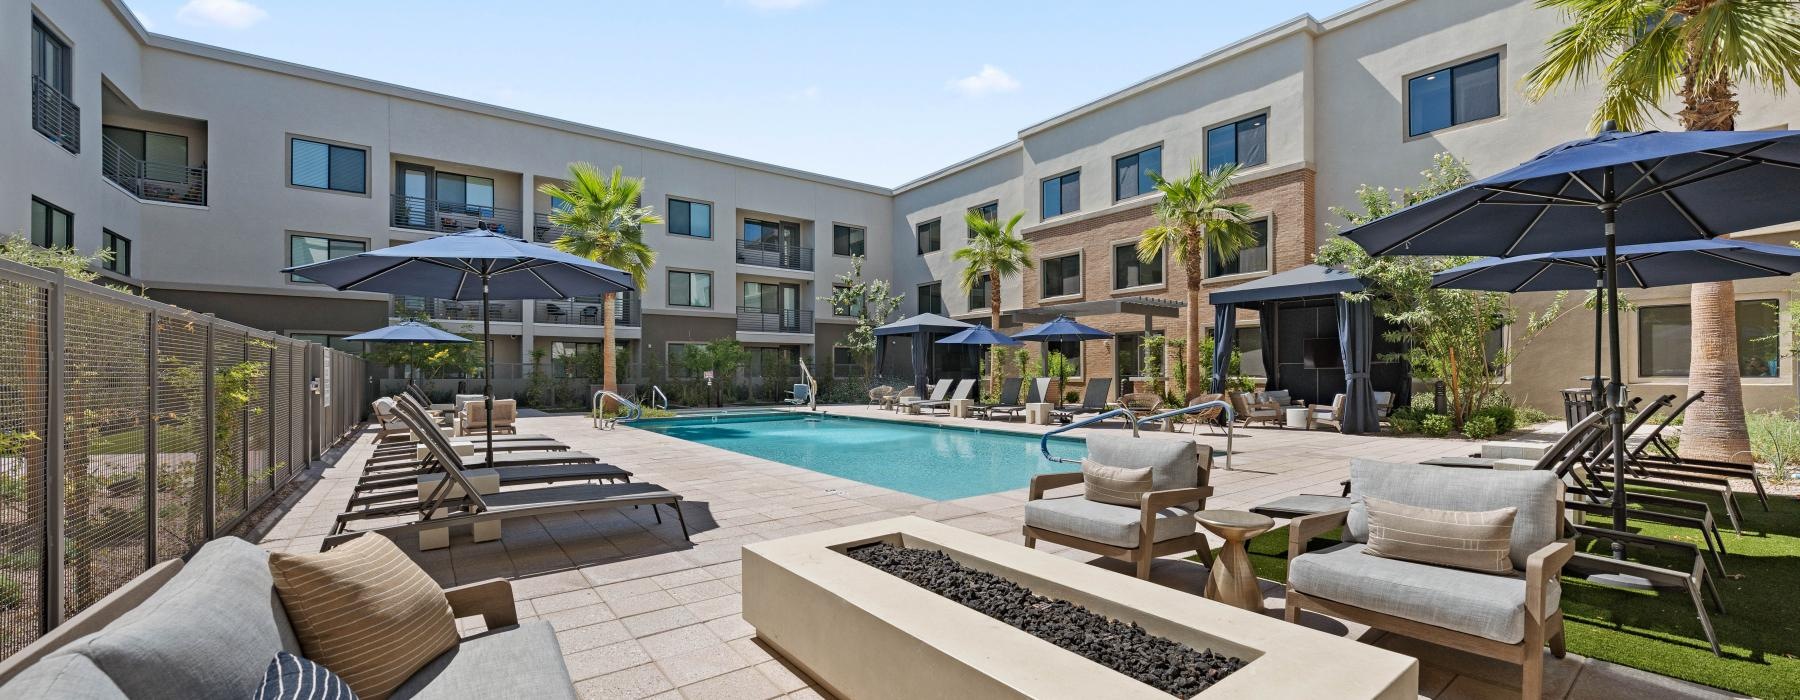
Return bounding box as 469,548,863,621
0,259,364,657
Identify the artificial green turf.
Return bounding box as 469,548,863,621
1208,489,1800,698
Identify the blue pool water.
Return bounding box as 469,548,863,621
634,412,1086,500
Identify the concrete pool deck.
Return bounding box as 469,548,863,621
256,406,1743,700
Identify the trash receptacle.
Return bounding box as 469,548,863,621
1560,387,1595,428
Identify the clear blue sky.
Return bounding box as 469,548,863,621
125,0,1368,187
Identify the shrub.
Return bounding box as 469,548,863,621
1420,414,1453,437
1748,410,1800,484
1410,393,1439,413
1462,415,1499,440
1514,405,1553,426
0,578,19,609
1064,390,1080,404
1473,405,1516,435
1389,417,1420,434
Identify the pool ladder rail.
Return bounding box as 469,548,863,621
1038,400,1234,471
592,389,642,430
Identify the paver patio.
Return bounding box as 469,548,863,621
257,407,1744,700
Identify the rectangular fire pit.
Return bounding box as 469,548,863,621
743,516,1417,700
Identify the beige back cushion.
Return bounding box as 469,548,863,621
269,535,459,699
1361,497,1518,574
1081,458,1152,507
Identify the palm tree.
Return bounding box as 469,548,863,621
1525,0,1800,462
1138,163,1260,399
538,163,660,406
953,210,1032,396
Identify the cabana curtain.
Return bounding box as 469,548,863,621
1210,304,1235,394
1258,305,1279,390
1336,296,1380,434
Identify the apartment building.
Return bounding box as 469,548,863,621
8,0,1800,410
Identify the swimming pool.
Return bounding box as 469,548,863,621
632,412,1086,500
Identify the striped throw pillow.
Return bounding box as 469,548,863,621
1361,497,1517,574
256,651,359,700
1082,458,1152,507
269,535,459,700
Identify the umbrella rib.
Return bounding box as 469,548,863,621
1431,265,1490,289
1510,262,1555,293
1565,171,1605,201
1623,143,1774,202
336,258,430,292
1695,249,1789,276
1616,156,1671,198
1625,161,1711,238
1502,202,1556,256
1374,192,1497,255
1696,145,1800,170
1477,184,1599,206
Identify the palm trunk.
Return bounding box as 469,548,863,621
1185,242,1203,399
1678,58,1752,463
989,271,1003,397
601,292,617,412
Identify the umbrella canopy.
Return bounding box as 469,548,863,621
873,312,973,336
1011,315,1113,342
281,229,635,467
1431,239,1800,292
281,229,636,299
1344,129,1800,257
936,324,1022,346
343,320,471,344
1343,126,1800,556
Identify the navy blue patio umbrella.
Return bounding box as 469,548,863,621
1344,126,1800,543
1435,239,1800,408
1013,316,1112,395
936,324,1023,347
343,320,472,344
283,229,635,465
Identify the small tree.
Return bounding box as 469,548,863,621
680,339,750,407
1142,335,1167,397
821,256,905,382
1045,352,1076,405
1167,338,1187,397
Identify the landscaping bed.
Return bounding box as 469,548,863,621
847,541,1246,697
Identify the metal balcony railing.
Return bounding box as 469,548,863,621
735,239,814,271
392,296,523,322
736,306,814,334
536,294,639,327
101,136,207,206
533,213,574,243
32,76,80,153
390,195,523,236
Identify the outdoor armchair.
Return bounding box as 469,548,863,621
884,385,916,410
1309,394,1346,431
1228,390,1282,427
462,398,518,436
1022,437,1214,579
1179,393,1226,434
1285,459,1573,699
867,385,893,407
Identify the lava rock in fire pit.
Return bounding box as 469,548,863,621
846,542,1246,697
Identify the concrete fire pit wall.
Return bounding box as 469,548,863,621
742,516,1417,700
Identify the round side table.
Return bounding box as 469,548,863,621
1195,509,1276,612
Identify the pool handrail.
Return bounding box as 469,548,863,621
648,385,670,409
1039,407,1139,464
592,389,642,429
1137,400,1235,471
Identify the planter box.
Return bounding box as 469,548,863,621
743,516,1416,699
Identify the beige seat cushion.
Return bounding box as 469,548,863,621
1362,496,1517,574
269,535,460,699
1081,458,1151,507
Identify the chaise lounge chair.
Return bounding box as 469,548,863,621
899,379,952,412
971,377,1023,420
1050,378,1112,424
986,378,1047,422
913,379,975,415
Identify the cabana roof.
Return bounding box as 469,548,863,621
1011,295,1184,322
874,313,973,336
1208,265,1364,306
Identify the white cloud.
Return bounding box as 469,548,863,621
176,0,267,29
947,65,1020,97
740,0,819,10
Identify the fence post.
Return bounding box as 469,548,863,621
267,341,277,490
202,322,215,541
144,312,159,568
43,272,65,630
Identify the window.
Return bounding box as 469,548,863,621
434,172,495,213
289,138,367,193
1638,301,1782,378
970,201,999,223
667,198,712,238
668,270,713,308
831,284,862,317
1206,219,1269,278
289,333,360,354
1407,54,1500,137
1113,242,1163,289
968,272,990,311
103,126,189,182
917,282,943,315
31,20,70,93
1041,171,1080,219
1041,253,1081,298
1117,332,1160,378
288,234,366,283
30,197,72,248
1047,339,1082,376
102,230,130,275
832,224,865,256
916,219,941,254
744,218,800,247
1114,145,1162,200
1205,114,1268,173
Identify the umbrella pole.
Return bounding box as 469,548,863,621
482,279,495,469
1592,271,1605,413
1602,178,1629,558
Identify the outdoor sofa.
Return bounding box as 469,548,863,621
0,537,575,698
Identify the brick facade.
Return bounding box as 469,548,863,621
1017,168,1315,391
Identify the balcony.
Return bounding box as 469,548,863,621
390,195,523,236
737,306,814,334
32,76,79,153
533,213,574,244
535,294,639,327
736,239,814,271
101,136,206,206
392,296,523,322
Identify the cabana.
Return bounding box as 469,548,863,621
874,313,975,395
1207,265,1409,434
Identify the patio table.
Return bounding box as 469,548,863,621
1196,509,1276,612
